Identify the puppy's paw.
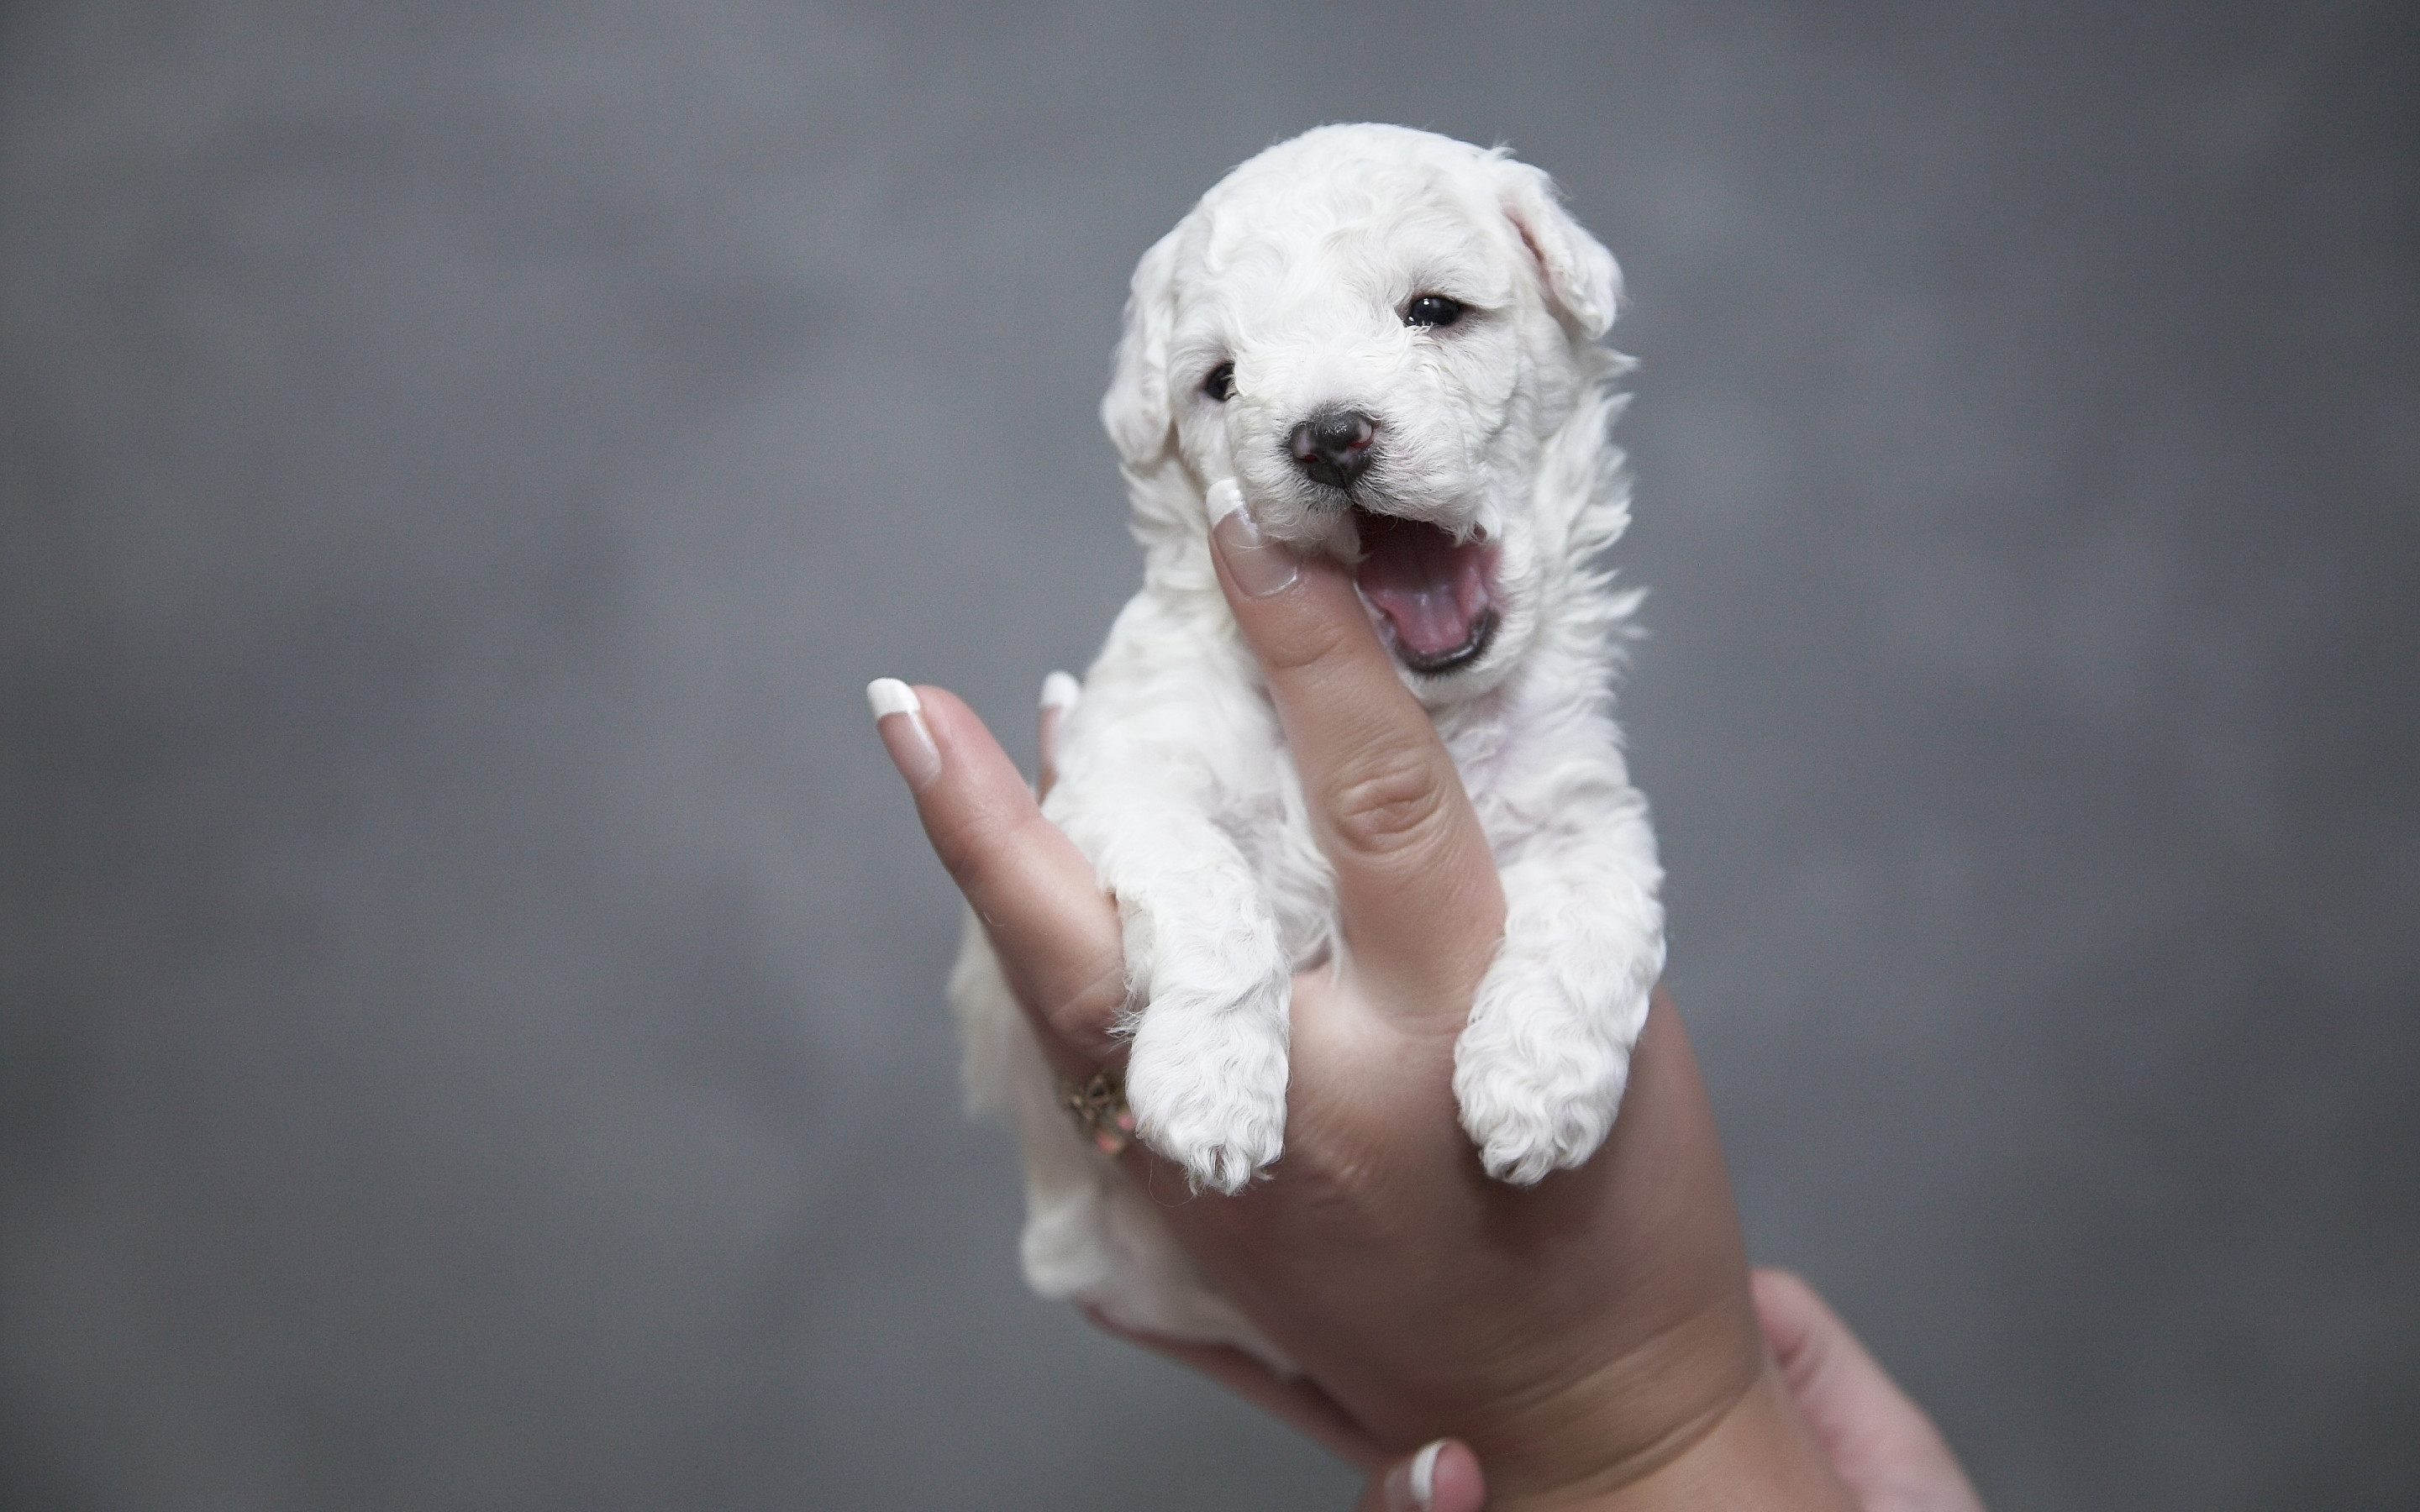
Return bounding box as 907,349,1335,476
1123,976,1291,1194
1454,1042,1623,1185
1453,963,1643,1185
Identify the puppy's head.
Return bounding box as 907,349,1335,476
1103,124,1625,697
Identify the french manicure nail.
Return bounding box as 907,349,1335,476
1207,480,1299,599
1385,1439,1447,1511
865,678,942,790
1039,669,1081,712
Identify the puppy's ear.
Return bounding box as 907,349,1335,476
1494,158,1622,339
1101,226,1182,469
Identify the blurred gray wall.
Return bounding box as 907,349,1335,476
4,3,2414,1508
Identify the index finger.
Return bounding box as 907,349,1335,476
867,680,1128,1069
1206,485,1505,1012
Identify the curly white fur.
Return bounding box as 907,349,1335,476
950,125,1665,1370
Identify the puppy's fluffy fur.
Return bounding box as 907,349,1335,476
950,125,1663,1368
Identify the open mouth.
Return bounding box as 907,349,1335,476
1350,507,1500,676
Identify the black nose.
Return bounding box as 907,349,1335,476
1286,409,1378,490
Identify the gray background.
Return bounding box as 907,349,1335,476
4,2,2414,1508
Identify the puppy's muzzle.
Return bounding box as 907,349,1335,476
1286,408,1378,491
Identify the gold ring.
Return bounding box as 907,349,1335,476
1060,1068,1135,1157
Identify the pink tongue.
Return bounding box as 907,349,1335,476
1354,512,1495,658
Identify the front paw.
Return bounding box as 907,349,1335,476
1123,975,1291,1194
1453,960,1645,1185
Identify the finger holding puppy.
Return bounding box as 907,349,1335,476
867,678,1127,1070
1205,480,1506,1022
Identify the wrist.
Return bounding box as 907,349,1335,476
1498,1362,1858,1512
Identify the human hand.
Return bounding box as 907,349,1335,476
1753,1270,1986,1512
872,509,1855,1508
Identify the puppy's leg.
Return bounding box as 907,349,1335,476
1454,780,1664,1184
954,895,1295,1364
950,913,1118,1289
1071,809,1292,1194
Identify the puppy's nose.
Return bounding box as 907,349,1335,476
1286,409,1378,490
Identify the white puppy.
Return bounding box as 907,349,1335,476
949,124,1664,1367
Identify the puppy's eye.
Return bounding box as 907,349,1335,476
1202,362,1235,402
1404,295,1467,329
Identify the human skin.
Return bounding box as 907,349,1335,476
1750,1270,1987,1512
873,505,1874,1508
1346,1274,1989,1512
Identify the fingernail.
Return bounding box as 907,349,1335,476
1208,479,1298,599
1381,1438,1447,1511
1036,670,1076,797
866,678,942,790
